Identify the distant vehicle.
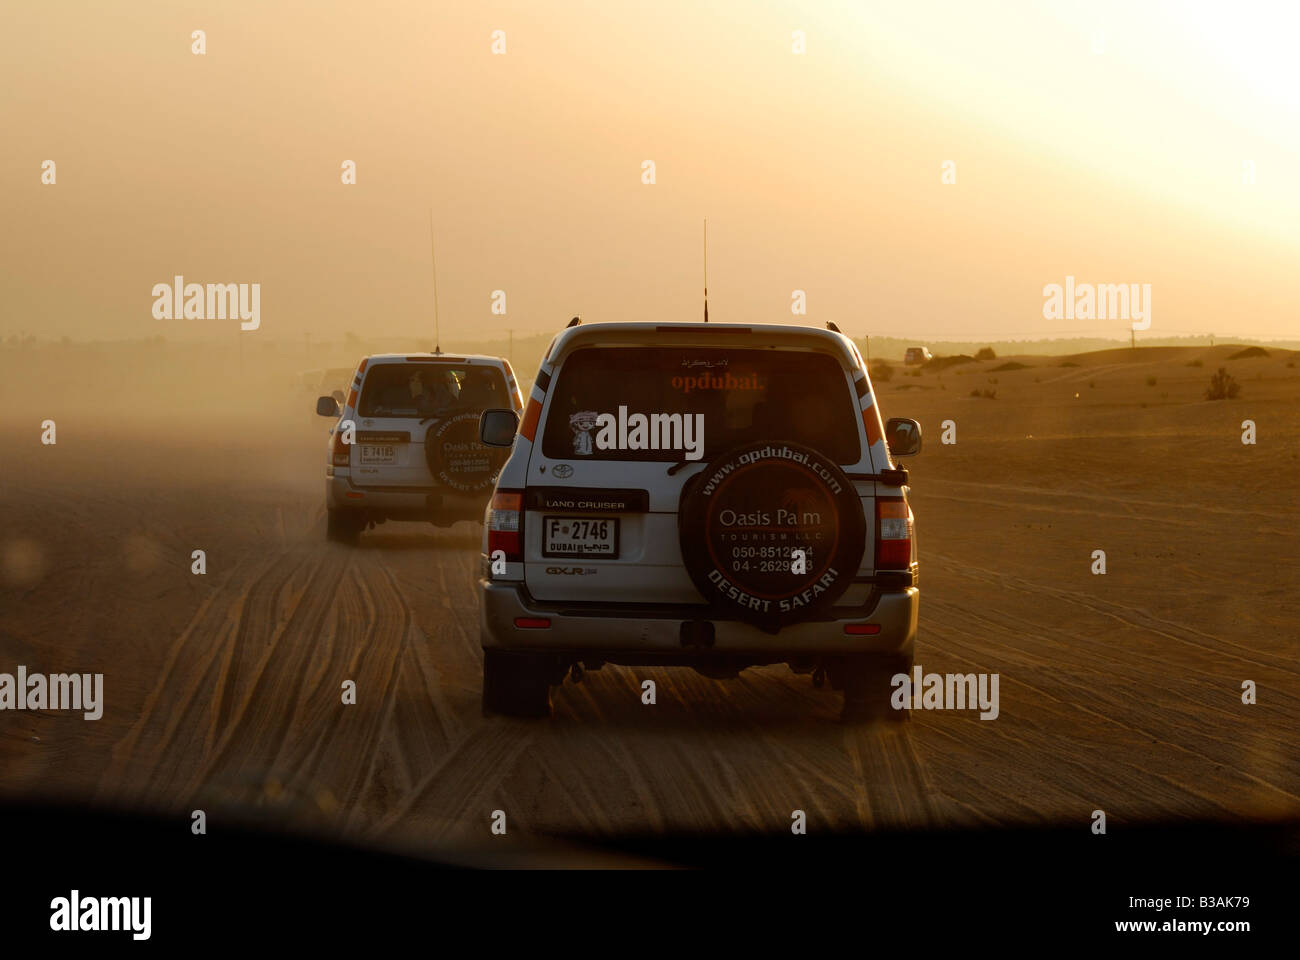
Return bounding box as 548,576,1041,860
903,346,932,365
476,321,922,721
296,367,352,404
316,354,524,542
318,368,352,405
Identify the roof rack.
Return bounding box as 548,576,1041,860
566,316,581,328
826,321,842,333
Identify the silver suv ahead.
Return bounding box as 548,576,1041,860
317,353,523,543
477,322,920,720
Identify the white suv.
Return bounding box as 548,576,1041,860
476,322,921,720
317,353,524,543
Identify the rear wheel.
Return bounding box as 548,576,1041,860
833,652,912,723
481,649,554,718
326,508,362,545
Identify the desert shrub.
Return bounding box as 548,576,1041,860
992,361,1028,371
1185,359,1203,368
1088,380,1096,388
871,361,894,382
928,354,975,372
908,369,922,377
1227,346,1269,360
1204,367,1240,400
975,347,997,361
1146,375,1157,387
970,388,997,399
1059,360,1080,367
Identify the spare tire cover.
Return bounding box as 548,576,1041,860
426,413,507,494
679,441,865,629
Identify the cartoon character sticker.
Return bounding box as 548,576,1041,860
570,410,598,455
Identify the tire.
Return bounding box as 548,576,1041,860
425,414,508,495
481,649,554,718
326,508,362,545
834,652,913,724
678,440,866,632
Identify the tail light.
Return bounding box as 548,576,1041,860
487,489,524,562
331,425,351,467
519,397,542,443
502,360,523,412
876,497,914,569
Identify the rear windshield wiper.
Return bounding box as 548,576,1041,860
667,459,697,476
419,407,458,425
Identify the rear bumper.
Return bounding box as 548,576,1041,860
327,476,487,520
479,580,918,660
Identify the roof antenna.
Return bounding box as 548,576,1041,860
429,209,442,355
703,218,709,323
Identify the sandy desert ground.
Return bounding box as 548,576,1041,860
1,342,1296,862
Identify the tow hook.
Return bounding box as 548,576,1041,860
570,663,585,684
812,665,826,688
679,620,716,648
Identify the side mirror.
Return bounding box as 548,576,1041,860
885,417,922,457
316,396,341,418
479,408,519,447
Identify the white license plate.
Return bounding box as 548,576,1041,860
542,516,619,558
359,444,397,464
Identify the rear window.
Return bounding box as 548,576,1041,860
358,363,508,418
541,347,861,463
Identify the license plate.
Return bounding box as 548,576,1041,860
542,516,619,558
359,444,397,464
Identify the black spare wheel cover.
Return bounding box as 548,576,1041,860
679,441,865,630
426,412,507,494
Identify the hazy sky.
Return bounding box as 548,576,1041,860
3,0,1298,343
